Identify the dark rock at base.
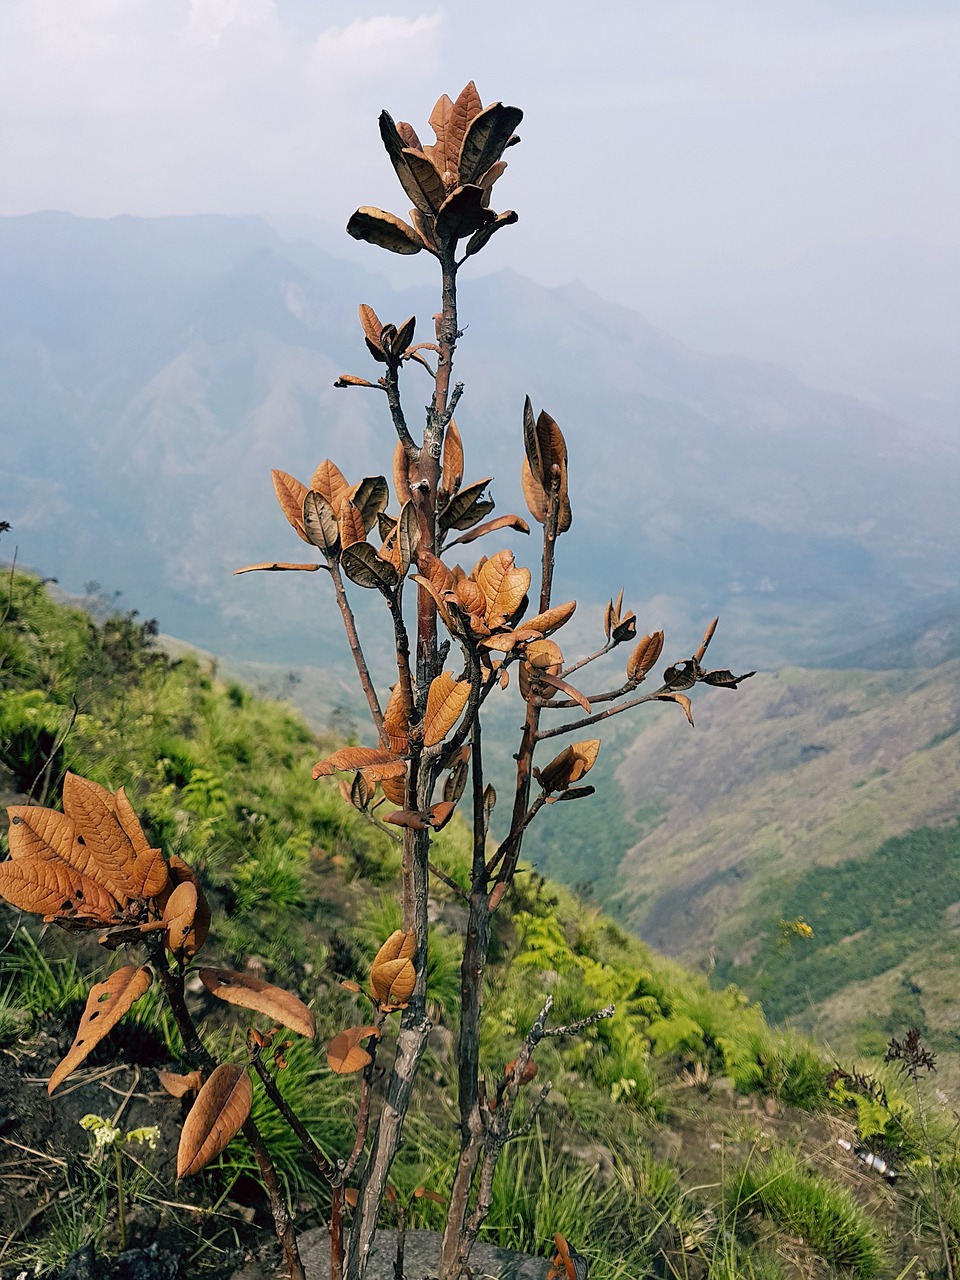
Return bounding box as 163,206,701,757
56,1243,184,1280
230,1228,549,1280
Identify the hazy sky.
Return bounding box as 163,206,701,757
2,0,959,288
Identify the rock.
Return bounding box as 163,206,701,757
234,1228,550,1280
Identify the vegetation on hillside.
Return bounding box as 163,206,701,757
2,569,959,1279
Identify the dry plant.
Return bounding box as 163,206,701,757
0,83,753,1280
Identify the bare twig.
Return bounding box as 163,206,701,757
535,687,666,741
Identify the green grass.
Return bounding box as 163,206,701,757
727,1149,887,1278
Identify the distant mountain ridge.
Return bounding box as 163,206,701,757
4,211,958,675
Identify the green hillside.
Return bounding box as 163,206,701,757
1,570,959,1279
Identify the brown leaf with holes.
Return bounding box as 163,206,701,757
424,672,471,747
340,543,400,591
312,747,405,781
525,601,576,636
627,631,664,682
477,549,530,625
159,857,211,952
177,1064,252,1177
0,854,120,921
347,207,423,255
163,879,199,956
311,460,351,515
441,421,464,498
536,741,601,794
62,772,142,901
48,966,151,1093
159,1069,203,1098
271,470,309,543
428,801,456,830
327,1025,379,1075
233,561,321,575
303,491,340,554
6,806,76,862
383,809,430,830
199,969,315,1039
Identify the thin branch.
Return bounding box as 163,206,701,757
535,687,667,742
539,678,643,709
485,794,547,884
249,1050,335,1180
429,861,469,904
561,639,614,679
383,365,420,458
326,556,386,747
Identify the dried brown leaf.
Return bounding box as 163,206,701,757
458,102,524,187
423,672,471,747
348,477,390,534
163,879,200,956
327,1025,378,1075
303,490,340,554
159,857,211,953
464,209,519,259
536,741,601,793
477,549,530,625
310,460,351,515
48,966,151,1093
177,1064,252,1178
435,185,494,242
113,788,168,900
271,470,309,543
428,801,456,830
347,207,422,255
446,513,530,547
441,420,464,498
62,772,142,902
0,854,121,921
312,747,405,782
379,775,407,807
694,616,719,664
395,499,420,577
383,683,412,756
337,501,367,550
159,1069,203,1098
383,809,430,831
439,477,495,533
393,439,413,505
233,561,320,575
198,969,315,1039
627,631,665,682
657,691,695,726
340,542,400,592
539,672,591,712
358,304,386,356
525,600,577,636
